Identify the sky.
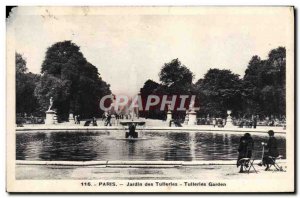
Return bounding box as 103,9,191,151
8,7,293,96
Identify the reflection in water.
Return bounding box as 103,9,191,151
189,133,196,161
39,132,100,161
16,131,286,161
123,140,137,160
164,133,192,161
16,133,46,160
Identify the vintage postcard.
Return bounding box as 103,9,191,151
6,6,294,192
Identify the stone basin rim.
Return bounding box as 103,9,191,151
15,126,286,135
16,160,286,166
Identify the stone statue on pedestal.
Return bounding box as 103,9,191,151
166,104,172,123
45,96,57,125
187,100,197,125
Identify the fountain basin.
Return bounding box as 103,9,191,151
16,130,286,162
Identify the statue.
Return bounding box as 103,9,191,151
48,97,53,111
167,104,171,111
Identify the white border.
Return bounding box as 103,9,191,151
1,1,299,197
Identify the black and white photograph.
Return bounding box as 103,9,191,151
6,6,294,192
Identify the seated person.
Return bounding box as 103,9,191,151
84,120,91,126
169,119,182,127
259,130,279,171
92,117,97,126
237,133,254,173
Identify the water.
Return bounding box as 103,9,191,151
16,131,286,161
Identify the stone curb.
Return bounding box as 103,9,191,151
106,161,183,165
16,160,108,166
16,160,286,167
16,126,286,134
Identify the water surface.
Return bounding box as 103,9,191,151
16,131,286,161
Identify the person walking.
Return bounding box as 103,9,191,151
253,115,257,129
77,115,80,124
74,115,78,124
213,118,216,128
105,114,112,126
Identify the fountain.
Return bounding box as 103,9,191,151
120,108,145,138
120,121,146,138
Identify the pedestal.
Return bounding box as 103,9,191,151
53,113,58,124
166,110,172,122
188,110,197,125
68,113,75,123
225,116,234,128
45,110,56,125
184,112,189,125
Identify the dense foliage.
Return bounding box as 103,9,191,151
16,53,41,116
195,69,243,118
241,47,286,118
140,59,195,120
159,58,194,95
16,44,286,122
16,41,111,121
139,47,286,120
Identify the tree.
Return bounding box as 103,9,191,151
242,56,264,115
34,74,71,116
242,47,286,117
35,41,111,120
139,79,164,119
139,59,195,120
16,53,40,116
74,62,111,118
195,69,243,117
159,58,194,94
16,53,27,73
158,59,195,119
140,79,160,96
139,47,286,120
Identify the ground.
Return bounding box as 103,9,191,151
16,162,287,180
